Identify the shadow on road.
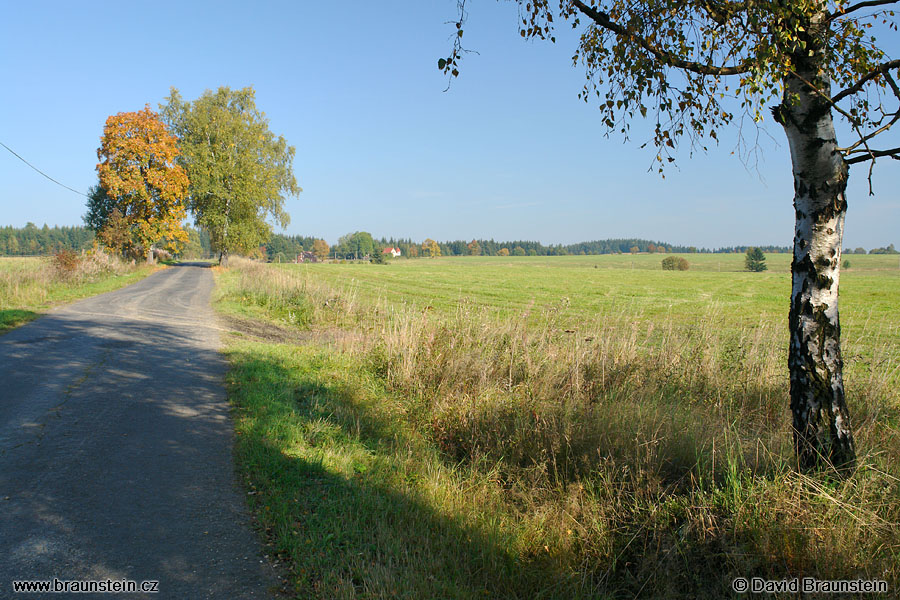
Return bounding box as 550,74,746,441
0,278,277,598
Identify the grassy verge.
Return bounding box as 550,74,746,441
218,257,900,599
0,253,157,333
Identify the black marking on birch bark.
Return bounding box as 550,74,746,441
807,136,829,152
817,274,834,288
789,226,855,472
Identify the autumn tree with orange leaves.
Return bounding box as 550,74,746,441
94,106,189,260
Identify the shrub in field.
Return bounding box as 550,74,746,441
745,247,768,272
661,256,689,270
52,249,81,277
152,248,172,262
79,248,131,277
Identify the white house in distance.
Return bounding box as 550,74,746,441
382,247,401,258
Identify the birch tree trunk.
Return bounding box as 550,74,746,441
778,51,856,472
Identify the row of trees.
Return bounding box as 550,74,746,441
0,223,214,259
260,235,760,260
5,224,894,263
845,245,899,255
86,87,299,264
362,237,670,258
361,237,790,258
0,224,95,255
866,244,899,255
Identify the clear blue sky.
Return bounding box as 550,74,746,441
1,1,897,249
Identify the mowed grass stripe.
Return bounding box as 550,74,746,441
277,254,898,342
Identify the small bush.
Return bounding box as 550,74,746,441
152,248,172,262
661,256,689,271
52,249,81,277
745,247,768,272
843,259,850,269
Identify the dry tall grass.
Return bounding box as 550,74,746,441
1,251,140,311
225,257,900,596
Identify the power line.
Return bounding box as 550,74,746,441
0,140,88,198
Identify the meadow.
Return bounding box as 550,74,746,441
217,254,900,599
272,252,899,332
0,253,156,332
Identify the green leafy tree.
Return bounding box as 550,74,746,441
312,239,330,260
745,247,768,272
96,209,133,256
371,248,388,264
161,87,300,266
662,256,690,271
513,245,526,256
176,226,207,259
85,184,135,258
443,0,900,472
338,231,375,259
84,184,117,234
422,238,441,258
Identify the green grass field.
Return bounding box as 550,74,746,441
274,253,898,327
258,254,900,377
217,254,900,599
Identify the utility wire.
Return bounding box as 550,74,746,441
0,140,88,198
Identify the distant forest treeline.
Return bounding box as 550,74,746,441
266,234,794,260
4,224,896,258
0,223,95,255
0,223,214,257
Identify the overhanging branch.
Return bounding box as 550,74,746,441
832,59,900,104
828,0,900,21
570,0,752,76
839,109,900,152
845,147,900,164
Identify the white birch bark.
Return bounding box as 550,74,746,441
778,37,856,471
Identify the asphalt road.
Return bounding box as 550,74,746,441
0,264,278,599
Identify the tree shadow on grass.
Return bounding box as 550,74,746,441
230,344,900,599
247,440,552,599
0,309,39,334
230,350,595,599
0,298,279,598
